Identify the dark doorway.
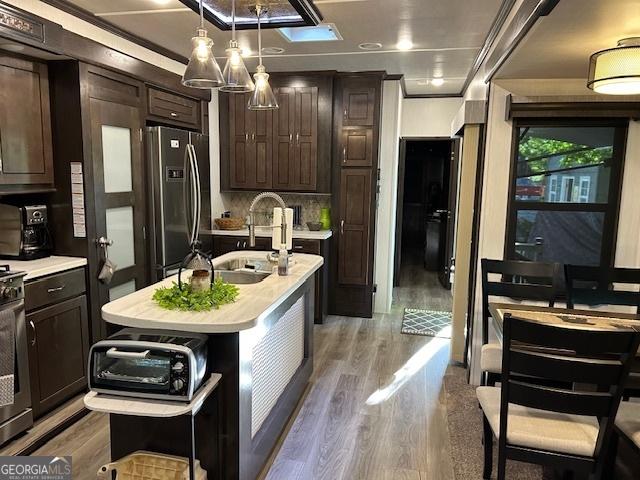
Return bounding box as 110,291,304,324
393,138,459,310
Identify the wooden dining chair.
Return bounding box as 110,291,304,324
605,401,640,478
564,265,640,313
480,259,562,386
477,315,640,480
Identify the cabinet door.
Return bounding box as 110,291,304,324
248,108,273,190
27,295,89,418
338,169,372,285
272,87,296,190
0,56,53,188
213,235,243,257
294,87,318,191
341,128,373,167
229,93,251,189
342,87,375,126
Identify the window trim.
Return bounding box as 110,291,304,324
504,118,628,268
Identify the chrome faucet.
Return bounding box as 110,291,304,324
247,192,288,248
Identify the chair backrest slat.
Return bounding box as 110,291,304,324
508,381,614,417
481,259,562,345
565,264,640,313
510,349,624,385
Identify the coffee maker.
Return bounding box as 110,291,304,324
0,204,52,260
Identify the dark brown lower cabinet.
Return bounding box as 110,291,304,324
338,168,372,285
212,235,271,257
26,294,90,419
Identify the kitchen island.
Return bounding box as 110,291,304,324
100,251,323,480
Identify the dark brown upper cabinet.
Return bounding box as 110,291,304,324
147,86,201,130
0,55,54,193
220,73,332,193
342,87,375,126
273,86,318,191
341,127,373,167
228,92,273,190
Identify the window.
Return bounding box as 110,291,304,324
506,120,625,266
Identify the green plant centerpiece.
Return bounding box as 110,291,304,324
152,241,239,311
152,277,239,311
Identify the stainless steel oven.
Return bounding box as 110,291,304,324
0,268,32,447
88,329,208,402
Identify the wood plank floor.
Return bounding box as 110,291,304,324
29,261,454,480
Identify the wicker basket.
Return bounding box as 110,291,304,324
97,451,207,480
214,217,245,230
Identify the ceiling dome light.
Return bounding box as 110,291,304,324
396,39,413,51
588,38,640,95
262,46,285,55
221,0,254,92
182,0,225,89
358,42,382,51
431,77,444,87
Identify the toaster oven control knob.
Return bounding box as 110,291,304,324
172,379,185,391
172,362,185,373
1,286,17,299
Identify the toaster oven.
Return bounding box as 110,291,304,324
88,329,208,401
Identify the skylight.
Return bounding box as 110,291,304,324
278,24,342,42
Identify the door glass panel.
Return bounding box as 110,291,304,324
106,206,135,270
102,125,133,193
109,279,136,301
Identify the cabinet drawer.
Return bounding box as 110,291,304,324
25,267,86,312
292,239,321,255
148,87,200,127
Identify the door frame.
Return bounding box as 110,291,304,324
393,136,458,287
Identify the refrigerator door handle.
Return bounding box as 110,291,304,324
188,143,201,244
183,145,192,243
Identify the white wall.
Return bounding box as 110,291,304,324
9,0,185,75
468,78,640,382
373,80,403,313
401,97,463,138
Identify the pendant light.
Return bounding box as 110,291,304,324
588,38,640,95
248,5,279,110
182,0,225,89
220,0,255,92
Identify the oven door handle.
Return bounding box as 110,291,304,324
106,348,151,359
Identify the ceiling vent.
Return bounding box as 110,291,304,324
177,0,323,30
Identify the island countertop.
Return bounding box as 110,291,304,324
102,251,323,333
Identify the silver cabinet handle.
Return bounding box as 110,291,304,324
170,112,178,117
245,133,248,142
252,132,256,142
29,320,36,346
96,236,113,247
106,348,150,359
236,240,240,249
343,146,346,163
289,133,293,142
296,132,299,145
47,285,65,293
294,245,304,250
344,108,348,117
340,220,344,235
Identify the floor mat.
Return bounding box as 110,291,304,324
401,308,452,338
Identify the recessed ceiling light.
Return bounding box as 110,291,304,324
431,77,445,87
415,79,429,86
152,0,172,5
396,39,413,51
262,47,285,55
241,47,252,57
359,42,382,51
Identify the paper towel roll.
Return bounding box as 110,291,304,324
285,208,293,250
272,207,282,250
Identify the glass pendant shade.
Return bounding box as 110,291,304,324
248,65,278,110
588,38,640,95
220,40,255,92
182,28,225,89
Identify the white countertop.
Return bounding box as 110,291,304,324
102,251,323,333
4,256,87,281
204,227,332,240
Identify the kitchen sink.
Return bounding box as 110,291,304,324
216,257,273,274
215,270,270,285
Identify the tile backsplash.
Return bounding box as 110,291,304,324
214,192,331,227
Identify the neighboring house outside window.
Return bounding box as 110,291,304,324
507,120,625,267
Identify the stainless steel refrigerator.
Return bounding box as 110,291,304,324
147,127,212,281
